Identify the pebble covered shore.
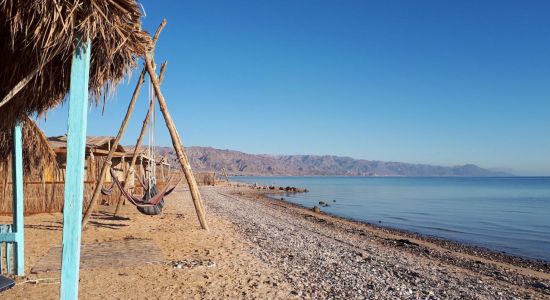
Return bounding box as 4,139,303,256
203,185,550,299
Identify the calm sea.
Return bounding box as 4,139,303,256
231,176,550,261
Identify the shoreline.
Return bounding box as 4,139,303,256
262,192,550,270
234,179,550,267
210,182,550,298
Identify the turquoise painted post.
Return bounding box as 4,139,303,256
12,122,25,276
59,37,91,300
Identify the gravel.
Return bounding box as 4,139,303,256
202,186,550,299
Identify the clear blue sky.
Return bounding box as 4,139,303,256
39,0,550,175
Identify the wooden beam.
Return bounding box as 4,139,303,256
53,148,128,157
81,66,146,227
144,24,209,230
82,20,167,226
11,122,24,276
59,37,91,300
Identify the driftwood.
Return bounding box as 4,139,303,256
81,21,167,227
144,19,209,230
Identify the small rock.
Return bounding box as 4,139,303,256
533,281,548,290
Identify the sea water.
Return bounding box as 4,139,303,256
231,176,550,261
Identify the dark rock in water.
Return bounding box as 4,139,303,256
332,199,336,202
319,201,326,205
280,197,284,201
284,186,299,192
312,206,321,213
378,220,382,223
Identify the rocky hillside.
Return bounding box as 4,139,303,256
151,146,509,177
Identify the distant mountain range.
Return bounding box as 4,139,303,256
150,146,511,177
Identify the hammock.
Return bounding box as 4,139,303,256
101,182,115,196
110,168,179,215
138,184,163,215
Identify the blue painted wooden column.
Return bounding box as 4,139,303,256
12,122,24,276
59,37,91,300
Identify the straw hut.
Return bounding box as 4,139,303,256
48,135,172,189
0,116,60,214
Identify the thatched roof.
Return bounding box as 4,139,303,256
48,135,126,154
0,115,58,173
0,0,151,131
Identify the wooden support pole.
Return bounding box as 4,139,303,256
83,21,167,225
11,122,24,276
222,167,230,182
80,69,144,226
113,62,167,215
2,162,8,210
144,35,209,230
60,37,91,300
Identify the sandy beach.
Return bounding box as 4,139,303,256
1,182,549,299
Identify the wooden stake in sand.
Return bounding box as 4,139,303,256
222,167,230,182
113,62,168,216
144,20,209,230
81,22,167,227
